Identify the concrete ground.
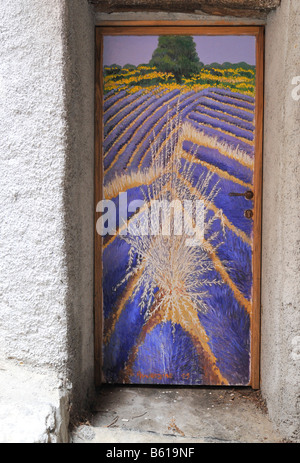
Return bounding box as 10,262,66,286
71,386,285,443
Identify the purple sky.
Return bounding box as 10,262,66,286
103,35,256,67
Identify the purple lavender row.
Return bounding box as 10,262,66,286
103,89,117,100
188,111,254,142
186,119,254,157
130,91,197,170
211,88,255,104
104,92,184,183
206,91,255,111
182,140,253,184
104,90,163,144
194,104,254,132
138,92,205,171
104,90,151,136
197,97,254,122
178,158,253,236
104,89,145,125
105,88,214,177
103,89,127,112
104,89,181,171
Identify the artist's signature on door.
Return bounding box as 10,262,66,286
136,371,190,380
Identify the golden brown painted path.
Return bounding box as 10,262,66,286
121,290,229,385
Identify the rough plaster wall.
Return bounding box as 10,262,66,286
0,0,69,372
0,0,95,423
262,0,300,442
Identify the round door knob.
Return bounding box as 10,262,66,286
244,190,254,200
244,209,253,219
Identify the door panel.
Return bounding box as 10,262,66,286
95,27,263,387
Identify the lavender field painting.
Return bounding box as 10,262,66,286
101,35,256,385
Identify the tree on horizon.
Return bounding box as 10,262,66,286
149,35,202,83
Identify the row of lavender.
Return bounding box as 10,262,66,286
103,87,255,185
184,88,255,156
103,89,206,184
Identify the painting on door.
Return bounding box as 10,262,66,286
99,32,259,386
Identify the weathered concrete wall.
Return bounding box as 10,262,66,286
262,0,300,442
63,0,95,418
0,0,95,441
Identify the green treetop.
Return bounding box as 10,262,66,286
149,35,202,83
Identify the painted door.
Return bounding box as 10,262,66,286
95,27,263,387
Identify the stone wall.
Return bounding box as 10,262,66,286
0,0,68,379
89,0,280,18
0,0,95,441
261,0,300,442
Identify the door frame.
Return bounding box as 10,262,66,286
94,24,264,388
